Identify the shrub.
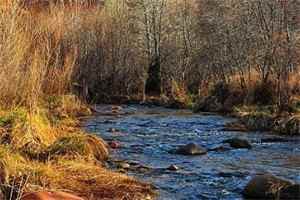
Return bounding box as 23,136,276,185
46,95,91,119
209,82,230,104
252,81,277,105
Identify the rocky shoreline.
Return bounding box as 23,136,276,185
98,104,300,200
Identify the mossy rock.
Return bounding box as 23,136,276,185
46,134,109,161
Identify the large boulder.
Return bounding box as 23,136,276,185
21,191,84,200
222,138,252,149
175,143,207,155
243,174,293,199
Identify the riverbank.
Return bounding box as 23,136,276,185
228,105,300,135
0,95,155,199
194,82,300,136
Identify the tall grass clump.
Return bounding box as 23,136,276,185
0,2,87,109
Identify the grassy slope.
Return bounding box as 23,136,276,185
0,95,155,199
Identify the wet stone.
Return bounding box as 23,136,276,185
222,138,252,149
208,145,231,152
261,137,292,143
175,143,207,155
167,164,179,171
118,162,130,169
243,174,293,199
109,141,121,149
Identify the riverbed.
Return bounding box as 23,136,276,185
84,105,300,200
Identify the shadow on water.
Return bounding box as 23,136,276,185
84,105,300,200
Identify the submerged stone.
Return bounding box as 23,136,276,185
167,164,179,171
21,191,84,200
261,137,292,143
222,122,248,132
109,141,121,149
118,162,130,169
222,138,252,149
175,143,207,155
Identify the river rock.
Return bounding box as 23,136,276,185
243,174,293,199
128,161,140,166
112,105,122,111
118,162,130,169
108,128,118,133
109,141,121,149
135,165,152,173
208,145,231,152
175,143,207,155
279,184,300,199
167,164,179,171
21,191,84,200
222,138,252,149
111,105,123,115
218,171,247,178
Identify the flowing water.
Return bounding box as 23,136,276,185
84,105,300,200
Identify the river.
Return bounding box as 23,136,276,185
84,105,300,200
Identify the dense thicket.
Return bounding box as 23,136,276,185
75,0,300,108
0,0,299,108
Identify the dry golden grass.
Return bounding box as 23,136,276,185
0,103,155,199
0,1,105,109
45,159,155,200
0,146,154,200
